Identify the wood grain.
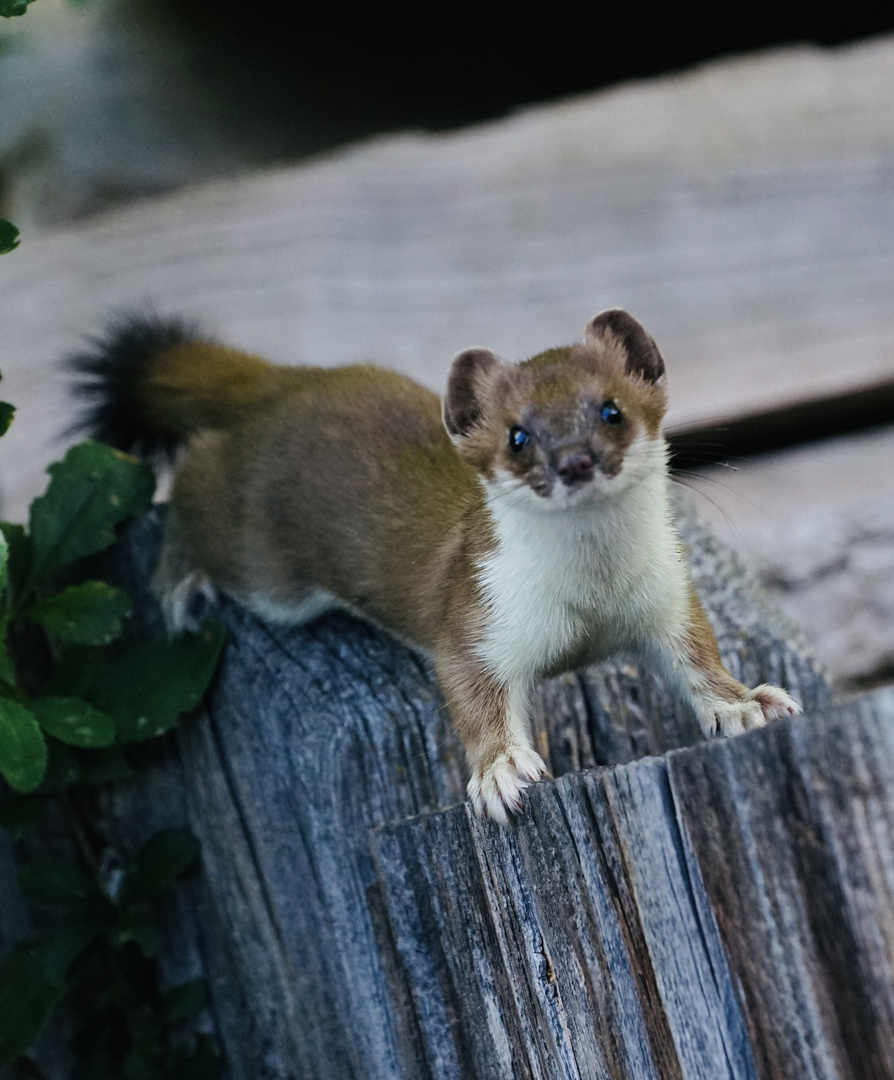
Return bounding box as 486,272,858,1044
80,497,831,1079
670,689,894,1079
377,691,894,1080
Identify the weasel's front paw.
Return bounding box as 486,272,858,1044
697,684,801,738
467,746,548,825
746,683,802,722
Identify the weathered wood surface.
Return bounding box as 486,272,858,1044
376,688,894,1080
63,496,837,1080
2,35,893,521
689,432,894,692
671,689,894,1079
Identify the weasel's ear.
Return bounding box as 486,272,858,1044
585,309,666,385
443,347,502,439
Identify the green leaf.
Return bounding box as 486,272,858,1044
0,529,10,685
0,794,45,839
160,978,208,1026
69,1011,121,1080
0,219,19,249
91,620,225,743
0,697,46,792
39,738,82,791
39,913,106,984
28,441,154,584
0,920,102,1060
0,634,15,689
72,744,136,787
120,1023,164,1080
0,402,14,436
0,522,32,610
31,696,116,748
44,642,105,699
0,942,63,1062
26,581,132,645
118,828,199,907
18,859,103,911
36,739,135,791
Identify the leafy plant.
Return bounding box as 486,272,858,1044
0,830,219,1076
0,220,19,254
0,387,225,1072
0,0,34,19
0,75,224,1067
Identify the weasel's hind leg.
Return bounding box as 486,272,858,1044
152,521,219,634
160,571,218,635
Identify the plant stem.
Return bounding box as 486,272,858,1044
59,789,102,880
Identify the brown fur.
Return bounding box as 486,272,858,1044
97,308,798,821
682,583,750,702
450,336,666,500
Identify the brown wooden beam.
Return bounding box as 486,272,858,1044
668,377,894,469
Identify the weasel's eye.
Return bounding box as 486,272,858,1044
600,400,623,425
508,425,531,453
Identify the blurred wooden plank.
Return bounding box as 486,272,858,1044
1,36,893,519
680,426,894,691
668,378,894,467
684,426,894,532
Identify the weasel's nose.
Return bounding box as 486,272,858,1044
557,451,595,486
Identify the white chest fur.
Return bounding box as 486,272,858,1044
476,467,689,685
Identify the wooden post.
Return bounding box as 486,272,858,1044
74,495,856,1080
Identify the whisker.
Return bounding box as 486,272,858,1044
665,415,734,434
672,469,742,489
671,471,770,529
486,479,530,507
671,475,740,536
666,435,729,445
669,445,749,468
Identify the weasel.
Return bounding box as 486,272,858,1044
70,309,800,822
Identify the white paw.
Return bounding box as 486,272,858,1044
161,572,218,634
745,683,802,722
697,684,801,738
467,746,548,825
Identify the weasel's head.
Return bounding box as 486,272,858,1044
443,309,668,510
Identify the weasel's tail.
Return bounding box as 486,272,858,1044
67,313,278,464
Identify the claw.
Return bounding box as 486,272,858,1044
467,746,548,823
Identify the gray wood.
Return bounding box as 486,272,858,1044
669,687,894,1079
715,485,894,694
81,495,829,1080
373,765,755,1079
376,691,894,1080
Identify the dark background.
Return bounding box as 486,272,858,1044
159,0,894,133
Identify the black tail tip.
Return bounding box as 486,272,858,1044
66,311,200,465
